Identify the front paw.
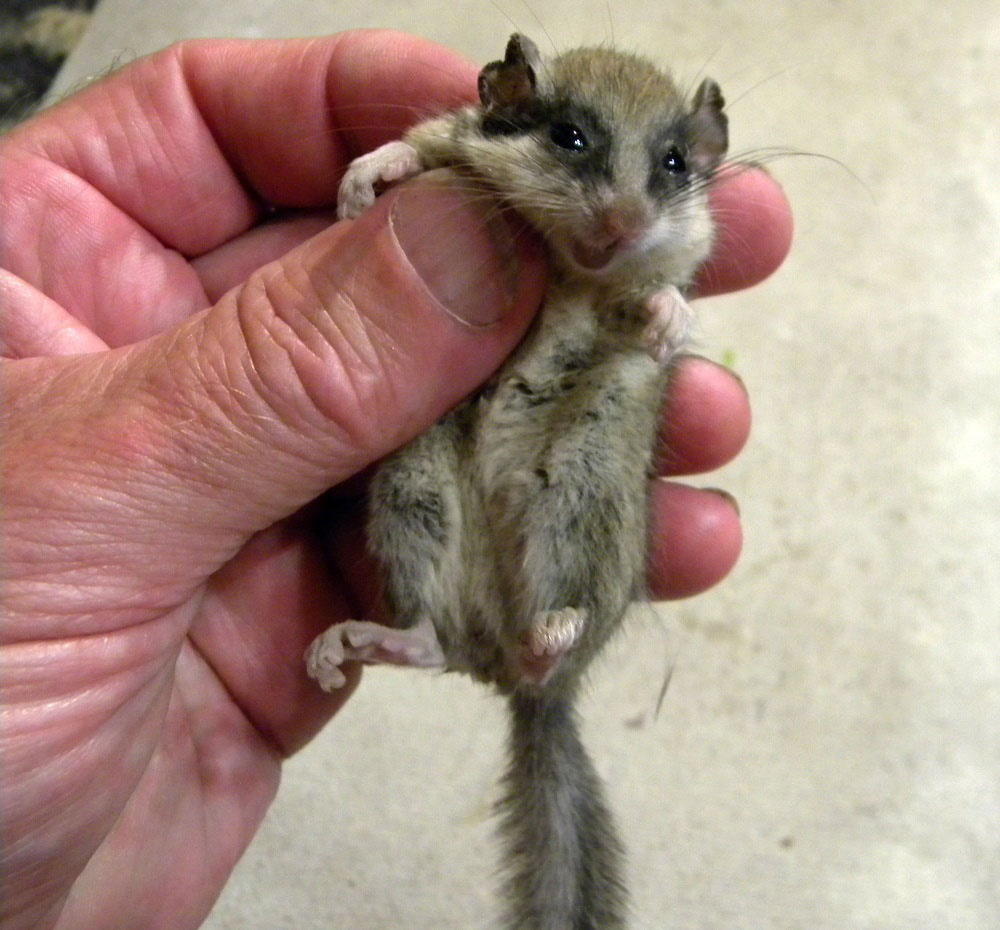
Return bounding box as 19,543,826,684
641,285,695,363
337,140,423,220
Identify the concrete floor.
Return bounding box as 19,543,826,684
54,2,1000,928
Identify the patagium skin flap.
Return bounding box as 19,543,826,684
308,33,728,930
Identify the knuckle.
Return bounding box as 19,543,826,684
231,258,394,463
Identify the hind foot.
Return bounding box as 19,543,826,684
517,607,587,686
305,617,445,691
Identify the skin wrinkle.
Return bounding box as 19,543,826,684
4,505,150,597
143,304,328,543
173,51,271,238
2,154,205,338
70,417,217,539
232,226,417,470
0,152,51,285
291,38,345,176
325,33,471,161
161,321,273,488
0,272,108,358
90,50,254,255
182,39,345,211
269,242,383,416
300,240,412,451
129,60,210,216
337,287,414,446
308,286,382,427
173,642,278,798
210,273,388,528
318,36,355,170
2,638,178,840
233,267,359,452
5,369,232,630
3,659,170,758
2,549,188,640
180,315,288,459
2,633,152,708
231,273,320,432
184,610,289,762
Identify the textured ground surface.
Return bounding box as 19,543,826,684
0,0,97,131
50,2,1000,928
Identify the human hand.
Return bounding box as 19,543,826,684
0,30,791,930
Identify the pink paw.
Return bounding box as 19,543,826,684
305,619,444,692
337,141,423,220
517,607,587,686
642,285,695,363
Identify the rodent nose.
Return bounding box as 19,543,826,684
598,200,648,243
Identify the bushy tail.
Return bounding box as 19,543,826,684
497,692,627,930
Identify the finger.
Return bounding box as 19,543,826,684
6,32,474,259
0,139,212,344
2,172,547,640
193,520,363,757
646,482,743,600
185,31,478,208
320,478,741,614
694,166,794,296
657,356,751,476
191,211,338,303
0,33,476,341
0,271,108,357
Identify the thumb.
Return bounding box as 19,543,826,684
167,171,546,530
5,173,545,578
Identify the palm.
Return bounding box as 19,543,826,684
45,527,356,929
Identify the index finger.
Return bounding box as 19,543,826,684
11,31,476,257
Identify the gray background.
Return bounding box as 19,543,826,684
54,2,1000,928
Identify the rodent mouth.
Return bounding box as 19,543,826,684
569,236,624,271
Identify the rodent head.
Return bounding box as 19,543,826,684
472,35,728,281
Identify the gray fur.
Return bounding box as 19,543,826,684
307,34,728,929
500,693,626,930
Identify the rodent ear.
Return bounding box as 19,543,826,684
688,78,729,173
478,34,542,110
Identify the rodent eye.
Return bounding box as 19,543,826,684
662,145,687,173
549,122,588,151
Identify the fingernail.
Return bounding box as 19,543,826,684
390,178,522,327
701,487,741,516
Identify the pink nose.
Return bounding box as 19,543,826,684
601,214,631,240
598,202,647,244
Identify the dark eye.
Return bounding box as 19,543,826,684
549,122,588,151
662,145,687,173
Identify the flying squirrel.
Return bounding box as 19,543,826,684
306,34,729,930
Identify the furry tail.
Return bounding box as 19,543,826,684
498,692,627,930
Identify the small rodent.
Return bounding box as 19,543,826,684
306,34,728,930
